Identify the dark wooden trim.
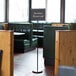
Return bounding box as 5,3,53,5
5,0,9,22
29,0,32,23
60,0,65,23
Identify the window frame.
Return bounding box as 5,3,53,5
4,0,66,23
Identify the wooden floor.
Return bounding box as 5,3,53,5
14,48,54,76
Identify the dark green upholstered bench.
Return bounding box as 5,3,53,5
31,38,38,48
67,23,76,30
8,23,37,53
43,26,68,66
14,39,30,53
32,23,51,47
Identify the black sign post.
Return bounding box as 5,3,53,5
31,9,45,74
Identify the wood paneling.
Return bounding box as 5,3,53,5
3,23,8,30
0,30,14,76
59,30,76,66
54,59,59,76
54,30,76,76
51,23,65,27
54,32,60,76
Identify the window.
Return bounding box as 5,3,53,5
31,0,46,23
46,0,60,23
65,0,76,23
32,0,46,9
0,0,5,22
9,0,29,22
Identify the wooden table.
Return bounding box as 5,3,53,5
14,32,25,35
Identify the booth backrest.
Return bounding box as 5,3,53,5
51,23,69,27
0,25,4,30
8,23,33,40
43,25,68,65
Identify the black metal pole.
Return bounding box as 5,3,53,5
29,0,32,23
37,45,38,72
32,20,43,74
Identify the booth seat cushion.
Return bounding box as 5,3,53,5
31,38,38,47
14,39,30,52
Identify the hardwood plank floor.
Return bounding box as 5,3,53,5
14,48,54,76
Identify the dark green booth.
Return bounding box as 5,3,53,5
43,26,68,66
8,23,37,53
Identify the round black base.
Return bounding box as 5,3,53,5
32,71,43,74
